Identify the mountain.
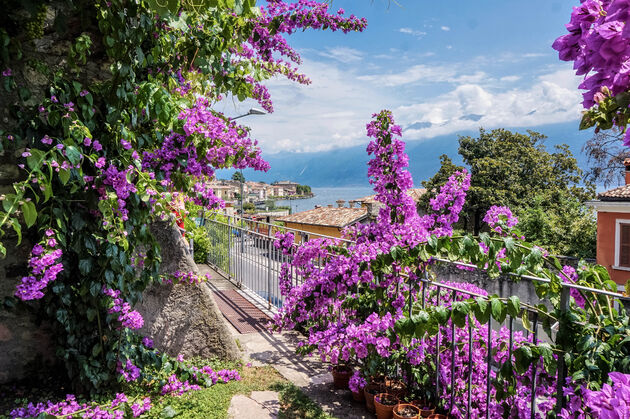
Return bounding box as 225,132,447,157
218,121,596,187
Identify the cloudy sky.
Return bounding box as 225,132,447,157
217,0,585,154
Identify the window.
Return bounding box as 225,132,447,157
615,220,630,269
621,224,630,268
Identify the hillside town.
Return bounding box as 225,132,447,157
209,179,311,207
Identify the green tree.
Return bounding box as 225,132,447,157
421,129,596,257
232,171,245,183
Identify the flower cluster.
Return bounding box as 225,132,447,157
553,0,630,109
14,230,64,301
560,372,630,418
102,287,144,330
560,265,587,309
161,271,211,285
160,374,201,395
274,231,295,254
483,205,518,236
118,359,141,382
349,370,367,393
9,393,150,419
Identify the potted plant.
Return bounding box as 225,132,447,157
385,377,407,398
364,383,381,413
331,364,352,389
393,403,420,419
349,370,367,402
409,400,436,417
374,393,399,419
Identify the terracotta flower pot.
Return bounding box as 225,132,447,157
374,393,399,419
385,378,407,398
410,400,436,417
427,414,448,419
393,403,420,419
352,388,365,402
331,366,352,390
364,384,381,413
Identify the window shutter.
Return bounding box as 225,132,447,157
620,224,630,267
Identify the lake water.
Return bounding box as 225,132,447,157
275,186,376,213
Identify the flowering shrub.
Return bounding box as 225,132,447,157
559,372,630,419
0,0,366,400
273,110,630,416
553,0,630,144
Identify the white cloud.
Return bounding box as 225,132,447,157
398,27,427,38
358,64,457,86
396,68,583,140
217,59,389,153
318,47,363,63
216,57,583,155
441,26,451,31
500,75,521,83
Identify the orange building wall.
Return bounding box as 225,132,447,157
281,222,343,241
597,211,630,285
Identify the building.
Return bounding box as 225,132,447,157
276,202,368,241
587,159,630,286
352,188,427,218
273,180,299,195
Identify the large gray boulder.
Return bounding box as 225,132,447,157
135,220,238,361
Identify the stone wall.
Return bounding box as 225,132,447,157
433,263,544,305
0,202,56,384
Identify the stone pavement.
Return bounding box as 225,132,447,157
198,264,374,419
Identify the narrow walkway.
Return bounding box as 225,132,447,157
197,264,374,419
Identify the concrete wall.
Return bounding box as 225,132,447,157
433,263,544,306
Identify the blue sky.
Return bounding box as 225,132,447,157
217,0,586,154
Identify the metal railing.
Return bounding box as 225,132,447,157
203,214,630,418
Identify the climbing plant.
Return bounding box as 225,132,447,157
0,0,365,395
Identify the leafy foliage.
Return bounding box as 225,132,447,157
0,0,365,396
420,129,596,257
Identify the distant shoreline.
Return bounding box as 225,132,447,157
269,194,314,201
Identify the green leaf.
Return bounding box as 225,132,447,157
514,346,533,374
452,301,470,328
538,343,556,374
58,169,70,185
65,145,82,165
521,310,532,333
473,297,490,324
87,308,97,322
434,306,450,325
92,343,102,357
491,297,507,323
0,242,5,257
10,218,22,244
506,296,520,318
79,259,92,275
26,149,45,171
21,201,37,227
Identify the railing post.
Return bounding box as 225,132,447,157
227,216,232,281
555,285,571,414
267,223,273,309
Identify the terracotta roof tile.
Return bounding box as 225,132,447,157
277,207,368,228
599,184,630,201
353,188,427,204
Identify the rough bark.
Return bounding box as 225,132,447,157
135,221,238,361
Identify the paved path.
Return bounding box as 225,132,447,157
198,264,374,419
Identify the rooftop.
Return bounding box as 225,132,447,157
598,184,630,201
277,207,368,228
353,188,427,204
